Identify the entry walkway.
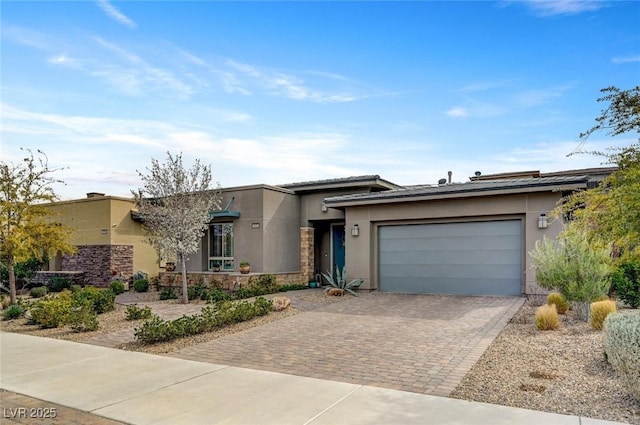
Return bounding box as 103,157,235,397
0,332,624,425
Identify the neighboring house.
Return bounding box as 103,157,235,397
44,193,159,286
46,167,613,295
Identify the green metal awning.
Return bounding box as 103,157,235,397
209,196,240,220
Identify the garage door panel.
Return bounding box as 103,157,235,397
384,277,520,296
381,249,521,266
381,234,521,252
381,263,521,279
380,222,521,240
379,220,522,296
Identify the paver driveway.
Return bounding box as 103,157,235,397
170,292,523,396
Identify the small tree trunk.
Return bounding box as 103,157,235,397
8,255,17,305
180,253,188,304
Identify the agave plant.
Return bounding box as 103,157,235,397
321,266,363,296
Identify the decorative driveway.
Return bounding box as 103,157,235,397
169,292,524,396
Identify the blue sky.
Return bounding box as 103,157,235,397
2,1,639,200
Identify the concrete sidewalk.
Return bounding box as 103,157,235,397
0,332,624,425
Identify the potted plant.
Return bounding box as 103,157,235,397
239,260,251,274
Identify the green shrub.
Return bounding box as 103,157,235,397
546,292,569,314
611,261,640,308
535,304,560,330
590,300,617,330
29,292,74,328
530,227,612,320
134,279,149,293
159,287,178,300
72,287,115,314
278,283,307,292
29,290,101,330
3,304,26,320
252,274,278,293
188,284,206,301
205,287,232,303
48,277,71,293
109,280,126,295
69,298,99,332
233,286,253,300
134,297,273,344
29,286,48,298
125,304,153,320
603,313,640,402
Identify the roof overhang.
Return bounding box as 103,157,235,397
282,175,401,193
324,177,590,208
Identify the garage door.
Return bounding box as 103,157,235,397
379,220,522,296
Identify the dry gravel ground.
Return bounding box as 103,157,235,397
2,293,639,424
450,300,640,425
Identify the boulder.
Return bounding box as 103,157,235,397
272,296,291,311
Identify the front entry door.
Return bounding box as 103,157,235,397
331,223,346,272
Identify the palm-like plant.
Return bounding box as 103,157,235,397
321,266,363,296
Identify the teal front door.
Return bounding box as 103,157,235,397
331,224,346,272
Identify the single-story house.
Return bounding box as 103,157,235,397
45,167,613,296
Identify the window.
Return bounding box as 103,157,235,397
209,223,234,270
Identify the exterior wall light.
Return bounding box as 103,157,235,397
321,203,328,212
538,213,548,229
351,224,360,237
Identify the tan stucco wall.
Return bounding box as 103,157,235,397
47,198,111,245
46,196,161,277
344,192,564,294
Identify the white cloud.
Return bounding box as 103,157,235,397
1,104,360,197
511,85,573,108
453,81,510,93
91,37,194,98
612,55,640,64
504,0,606,16
446,107,469,118
2,25,51,50
223,58,377,103
96,0,137,28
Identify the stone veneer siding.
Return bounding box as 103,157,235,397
62,245,133,287
158,271,308,292
300,227,314,281
32,271,86,287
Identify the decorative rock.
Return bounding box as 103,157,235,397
326,288,345,297
271,296,291,311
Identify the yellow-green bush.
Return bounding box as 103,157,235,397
29,291,98,331
535,304,561,330
590,300,617,330
546,292,569,314
603,313,640,402
29,292,74,328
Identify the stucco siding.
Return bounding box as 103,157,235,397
345,192,564,294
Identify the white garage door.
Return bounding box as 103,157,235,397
378,220,522,296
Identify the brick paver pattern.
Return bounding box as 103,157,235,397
168,293,523,397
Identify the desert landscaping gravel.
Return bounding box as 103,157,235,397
450,301,640,425
2,293,638,424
